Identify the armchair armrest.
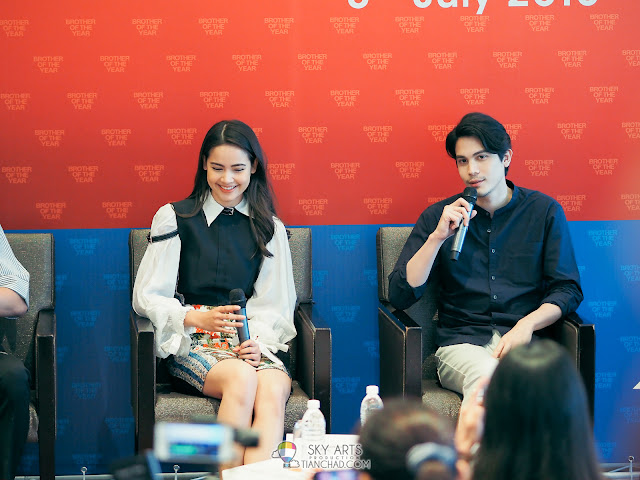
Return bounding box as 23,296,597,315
35,309,56,437
378,303,422,398
561,312,595,420
294,303,332,433
130,309,156,451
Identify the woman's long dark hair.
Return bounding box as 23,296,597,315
180,119,277,257
472,340,602,480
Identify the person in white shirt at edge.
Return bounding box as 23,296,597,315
133,120,296,466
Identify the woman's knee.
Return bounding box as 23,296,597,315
211,361,258,404
255,371,291,408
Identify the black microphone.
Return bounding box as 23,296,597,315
450,187,478,261
229,289,250,344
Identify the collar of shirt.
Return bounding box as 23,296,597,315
202,195,250,226
474,179,520,218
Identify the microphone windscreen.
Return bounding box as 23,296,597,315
229,288,247,307
463,187,477,204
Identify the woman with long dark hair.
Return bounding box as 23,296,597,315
467,340,602,480
133,120,296,465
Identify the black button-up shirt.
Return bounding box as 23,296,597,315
389,181,583,347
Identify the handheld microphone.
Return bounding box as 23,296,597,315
229,288,250,344
450,187,478,261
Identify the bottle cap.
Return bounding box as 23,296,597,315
307,399,320,409
366,385,379,395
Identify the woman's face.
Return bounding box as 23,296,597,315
204,144,256,208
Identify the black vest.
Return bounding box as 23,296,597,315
172,198,261,306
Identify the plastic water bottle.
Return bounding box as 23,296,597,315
360,385,384,426
300,399,326,442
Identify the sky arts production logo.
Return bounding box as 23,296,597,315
524,159,553,177
621,193,640,212
199,18,227,36
266,90,294,108
265,17,293,34
2,19,29,37
102,129,130,147
2,93,30,111
622,122,640,139
299,126,327,143
272,440,370,471
167,128,196,145
558,50,586,68
3,166,32,184
167,55,195,72
34,56,62,73
429,124,456,142
298,53,327,71
587,229,617,247
134,91,163,110
525,14,554,32
396,161,424,179
589,158,617,176
330,16,359,34
363,126,392,142
132,18,162,36
269,163,296,181
68,92,97,110
363,53,392,70
460,15,489,32
396,16,424,34
233,54,261,71
623,50,640,67
525,87,554,104
557,194,585,213
493,51,521,69
100,56,128,73
66,18,95,37
200,91,229,109
36,202,66,220
299,199,327,216
590,86,618,103
460,88,489,105
428,52,457,70
68,166,98,183
396,89,423,106
331,90,359,107
102,201,132,219
557,122,585,140
590,13,617,31
135,165,164,183
331,162,359,179
364,198,392,215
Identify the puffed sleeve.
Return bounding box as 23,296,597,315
132,204,195,358
246,218,297,356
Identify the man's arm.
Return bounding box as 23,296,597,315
0,225,30,318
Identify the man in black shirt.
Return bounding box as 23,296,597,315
389,113,583,405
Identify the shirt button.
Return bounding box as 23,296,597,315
491,275,496,280
493,295,498,300
491,248,496,253
487,228,491,233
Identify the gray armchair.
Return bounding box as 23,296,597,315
377,226,595,421
129,227,331,452
1,233,56,480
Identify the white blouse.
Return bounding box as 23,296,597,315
132,195,297,364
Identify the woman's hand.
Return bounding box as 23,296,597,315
233,339,261,367
455,379,488,462
184,304,245,334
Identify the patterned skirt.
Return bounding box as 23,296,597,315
167,304,289,392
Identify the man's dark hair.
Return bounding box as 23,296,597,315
445,112,512,175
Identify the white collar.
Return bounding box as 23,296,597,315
202,194,250,226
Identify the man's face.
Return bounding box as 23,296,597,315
454,136,511,202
